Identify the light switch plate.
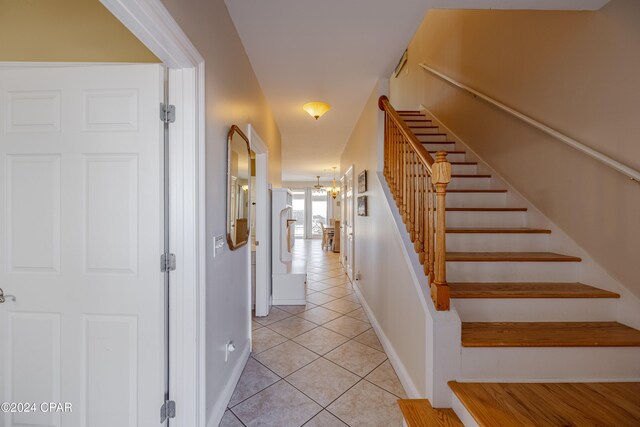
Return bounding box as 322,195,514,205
213,235,225,258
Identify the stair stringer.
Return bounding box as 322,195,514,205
420,105,640,331
377,171,461,408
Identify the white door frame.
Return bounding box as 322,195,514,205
305,188,313,239
99,1,206,426
344,165,355,281
248,125,270,317
340,175,346,266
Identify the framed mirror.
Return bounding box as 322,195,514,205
227,125,251,250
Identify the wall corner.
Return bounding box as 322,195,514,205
376,79,389,172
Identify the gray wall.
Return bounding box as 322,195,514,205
159,0,282,423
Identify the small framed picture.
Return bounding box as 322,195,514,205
357,196,367,216
358,170,367,193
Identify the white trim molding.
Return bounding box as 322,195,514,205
206,341,251,427
248,125,271,317
100,0,203,68
420,63,640,184
100,1,206,425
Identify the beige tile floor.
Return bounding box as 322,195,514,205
222,239,406,426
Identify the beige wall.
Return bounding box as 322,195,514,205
158,0,282,423
341,84,428,395
0,0,158,62
390,0,640,298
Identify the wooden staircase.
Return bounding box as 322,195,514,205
448,381,640,426
386,108,640,425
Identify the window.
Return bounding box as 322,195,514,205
291,190,305,237
311,190,328,237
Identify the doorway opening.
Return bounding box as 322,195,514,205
311,190,329,237
249,125,271,317
291,189,305,238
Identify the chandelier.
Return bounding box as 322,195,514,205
313,175,324,191
329,167,339,199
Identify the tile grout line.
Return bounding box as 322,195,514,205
274,337,391,424
238,242,402,426
245,331,385,421
227,357,283,410
318,357,402,425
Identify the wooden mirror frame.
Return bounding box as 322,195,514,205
226,125,251,250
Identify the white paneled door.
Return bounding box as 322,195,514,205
0,65,165,427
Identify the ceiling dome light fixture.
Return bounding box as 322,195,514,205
303,102,330,120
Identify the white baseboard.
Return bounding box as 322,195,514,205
206,341,250,427
353,283,421,398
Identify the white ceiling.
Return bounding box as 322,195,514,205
225,0,609,182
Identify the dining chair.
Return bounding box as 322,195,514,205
320,222,334,251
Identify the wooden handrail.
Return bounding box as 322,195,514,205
379,96,435,171
379,95,451,311
420,63,640,184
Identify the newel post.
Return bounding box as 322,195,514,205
431,151,451,311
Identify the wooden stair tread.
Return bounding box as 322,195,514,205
446,207,527,212
450,282,620,299
417,133,449,137
428,150,465,154
461,321,640,347
405,174,490,179
398,399,463,427
448,381,640,426
447,227,550,233
403,174,491,178
450,162,478,165
447,252,581,262
447,189,506,193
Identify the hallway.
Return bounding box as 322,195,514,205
221,239,406,426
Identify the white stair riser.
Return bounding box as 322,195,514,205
429,152,466,162
418,134,449,142
447,192,506,207
448,177,492,190
447,233,549,251
460,347,640,380
410,126,438,133
454,298,617,322
447,261,579,282
450,164,478,175
422,142,457,151
446,211,526,227
451,393,480,427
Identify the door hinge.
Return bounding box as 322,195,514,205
160,103,176,123
161,253,176,272
160,400,176,422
